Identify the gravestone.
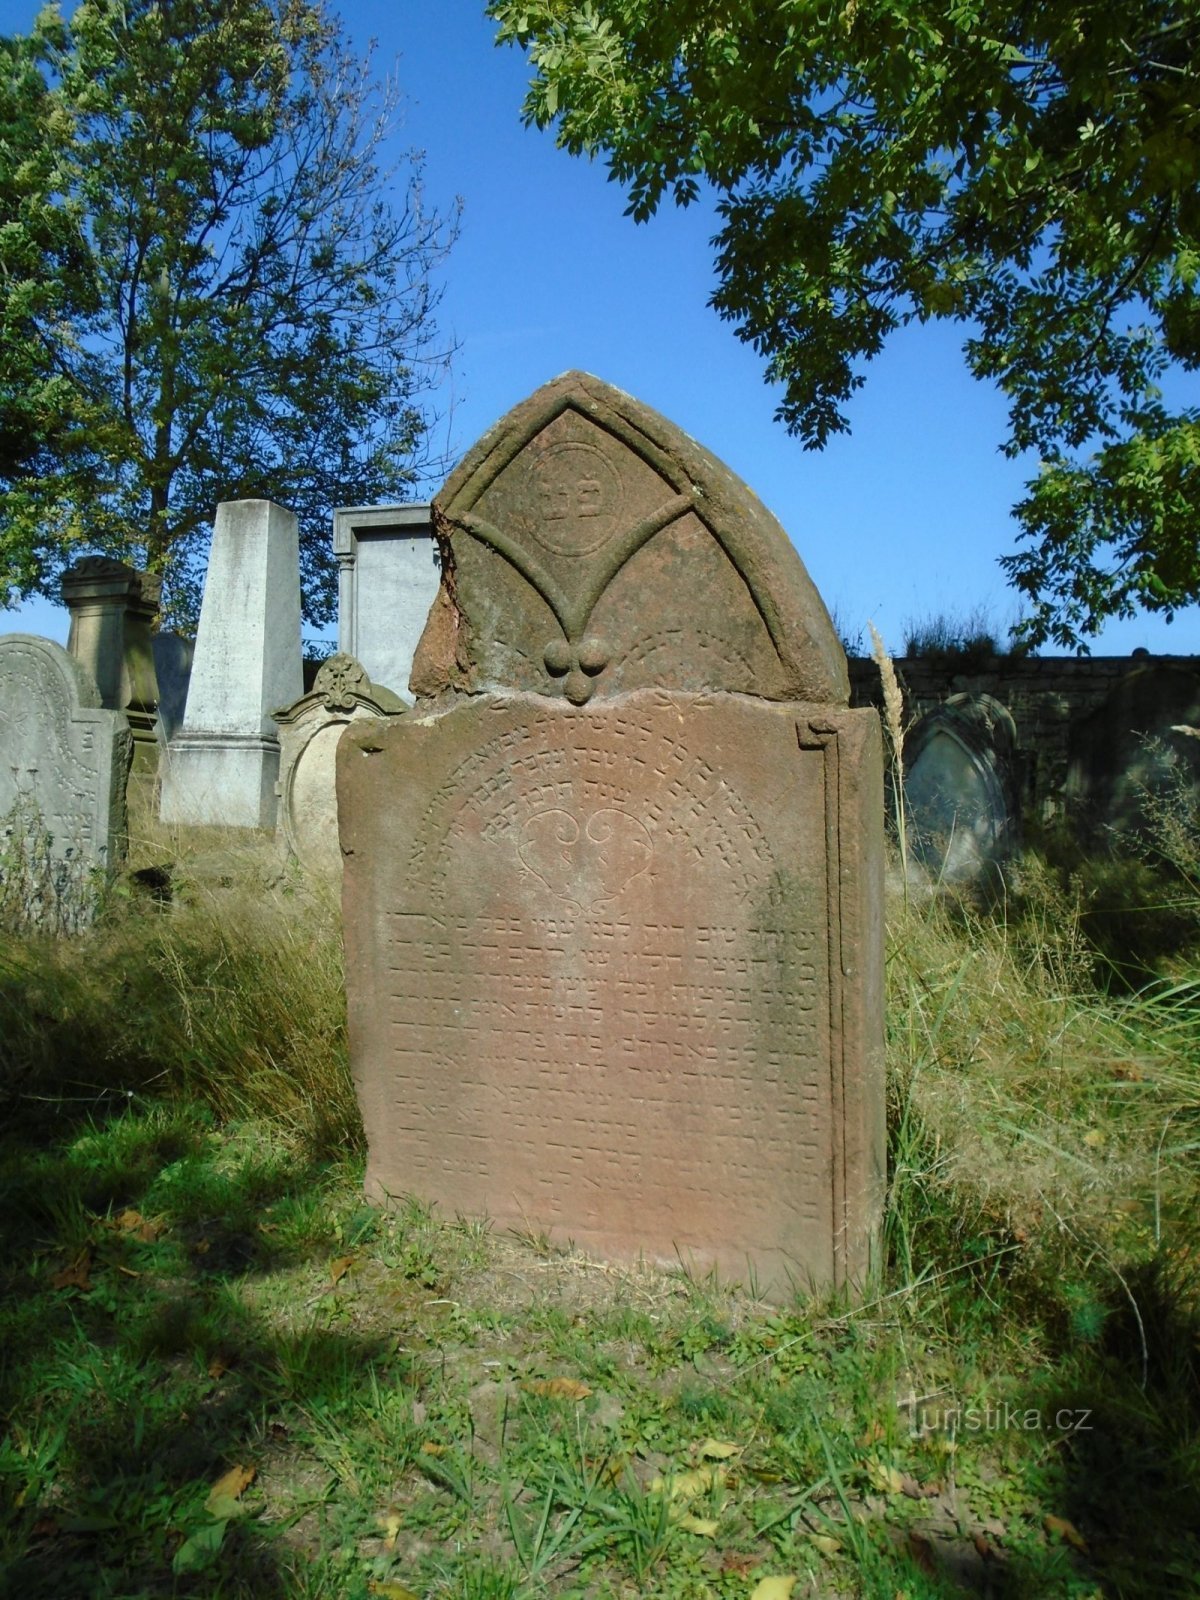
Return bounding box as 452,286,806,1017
274,653,404,876
159,499,302,828
339,372,885,1296
1067,664,1200,836
905,693,1018,883
0,634,131,933
333,502,440,700
61,557,161,780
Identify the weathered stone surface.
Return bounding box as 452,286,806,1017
333,503,441,700
340,373,884,1297
905,693,1018,883
274,653,404,876
0,634,130,932
160,500,302,828
62,556,162,780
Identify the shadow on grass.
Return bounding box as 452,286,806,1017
0,1093,399,1599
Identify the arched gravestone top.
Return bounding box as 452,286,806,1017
904,693,1018,882
412,370,848,706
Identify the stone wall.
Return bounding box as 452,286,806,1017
849,651,1200,828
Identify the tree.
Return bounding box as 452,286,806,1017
489,0,1200,649
1,0,457,629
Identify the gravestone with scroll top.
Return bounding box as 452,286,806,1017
0,635,130,933
339,372,885,1296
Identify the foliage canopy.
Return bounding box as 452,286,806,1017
490,0,1200,648
0,0,457,628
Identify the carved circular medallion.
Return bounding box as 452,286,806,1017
529,441,623,557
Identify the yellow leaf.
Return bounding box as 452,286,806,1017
677,1514,719,1537
369,1584,421,1600
1082,1129,1105,1149
698,1438,742,1459
377,1507,403,1551
866,1458,905,1494
809,1533,842,1555
1044,1513,1088,1553
521,1377,592,1400
648,1465,721,1500
419,1442,447,1457
329,1254,356,1286
205,1463,255,1518
749,1578,797,1600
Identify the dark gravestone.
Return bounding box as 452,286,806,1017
905,693,1018,883
1067,665,1200,837
339,373,885,1296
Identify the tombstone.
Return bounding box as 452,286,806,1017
333,502,441,701
152,631,194,746
904,693,1018,883
1067,664,1200,837
274,653,404,876
338,372,885,1297
0,635,131,933
159,500,302,829
61,556,161,780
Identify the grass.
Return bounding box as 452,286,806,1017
0,824,1198,1597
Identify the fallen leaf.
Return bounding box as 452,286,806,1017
973,1532,996,1560
901,1473,941,1499
173,1520,227,1576
205,1463,255,1519
1082,1130,1106,1149
329,1254,356,1286
698,1438,742,1459
117,1265,141,1278
193,1239,210,1256
866,1458,906,1495
420,1442,447,1457
907,1530,937,1574
521,1377,592,1401
207,1356,229,1380
809,1533,842,1556
114,1208,164,1242
860,1419,886,1445
678,1513,719,1537
368,1584,421,1600
749,1578,796,1600
648,1465,721,1500
377,1507,403,1551
1044,1513,1088,1553
51,1250,92,1292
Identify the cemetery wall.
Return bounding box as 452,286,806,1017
849,652,1200,826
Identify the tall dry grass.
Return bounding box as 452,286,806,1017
0,830,357,1157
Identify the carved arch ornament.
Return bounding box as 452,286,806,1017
431,372,849,708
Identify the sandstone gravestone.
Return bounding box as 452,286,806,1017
274,653,404,876
0,634,131,932
160,499,302,828
333,502,440,700
905,693,1018,883
339,372,885,1297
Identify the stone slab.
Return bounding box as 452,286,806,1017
341,693,882,1295
0,634,130,931
333,503,441,700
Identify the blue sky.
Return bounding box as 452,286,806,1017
3,0,1197,658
